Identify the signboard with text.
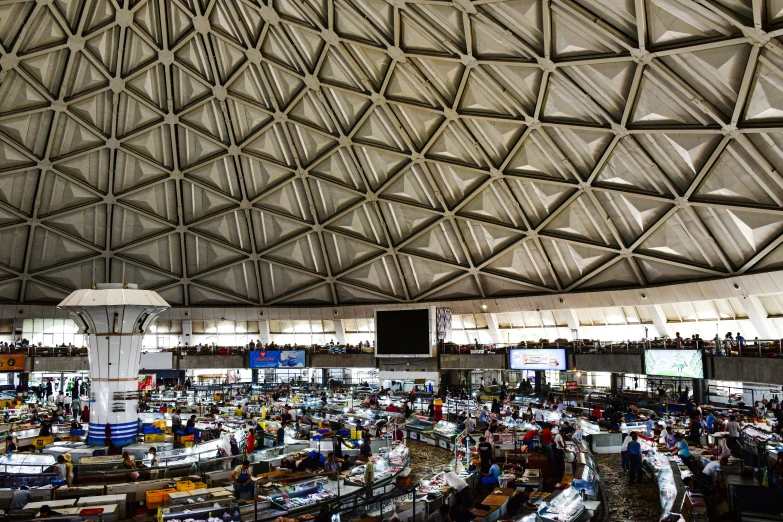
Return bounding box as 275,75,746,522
566,381,578,391
249,350,306,368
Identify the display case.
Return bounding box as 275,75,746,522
405,418,434,442
656,461,685,516
161,498,241,521
0,453,56,474
382,443,410,467
572,418,601,436
433,420,460,449
249,443,309,473
269,477,337,512
537,486,587,522
344,455,403,486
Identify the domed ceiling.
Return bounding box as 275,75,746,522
1,0,783,305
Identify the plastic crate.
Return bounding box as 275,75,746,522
161,488,177,502
175,480,195,492
193,482,207,489
146,490,163,507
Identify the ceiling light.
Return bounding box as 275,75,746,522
481,304,487,310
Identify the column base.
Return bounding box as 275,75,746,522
87,421,138,447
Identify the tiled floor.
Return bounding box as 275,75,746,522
406,439,455,483
594,453,662,522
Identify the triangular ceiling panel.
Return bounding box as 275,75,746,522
259,260,324,300
637,257,712,284
457,218,525,264
341,256,406,297
542,238,614,287
194,261,260,301
117,234,182,275
326,203,387,245
485,240,555,287
576,258,639,289
324,232,385,274
398,254,464,297
542,193,618,247
184,232,246,275
264,233,328,275
402,220,467,265
637,208,722,268
251,209,310,252
695,206,783,268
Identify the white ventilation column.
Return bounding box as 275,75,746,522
332,319,346,344
648,305,671,339
182,320,193,346
258,319,270,345
484,313,503,344
565,309,580,340
58,284,169,447
742,296,775,339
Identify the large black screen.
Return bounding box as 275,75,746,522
376,309,430,355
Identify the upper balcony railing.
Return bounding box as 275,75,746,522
6,337,783,358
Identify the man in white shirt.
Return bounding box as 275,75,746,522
620,432,633,471
702,458,723,485
554,431,566,471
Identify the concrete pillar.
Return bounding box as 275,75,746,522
565,309,580,340
484,313,503,344
648,305,671,339
258,319,270,345
743,295,775,339
182,320,193,347
334,320,346,344
534,370,546,394
610,373,620,396
58,284,169,446
251,369,258,385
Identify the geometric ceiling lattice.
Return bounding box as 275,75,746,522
1,0,783,304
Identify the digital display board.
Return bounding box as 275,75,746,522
249,350,306,368
645,349,703,378
376,309,430,355
509,349,566,370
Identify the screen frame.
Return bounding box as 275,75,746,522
374,308,432,357
509,348,567,371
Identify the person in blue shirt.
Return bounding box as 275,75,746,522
627,432,643,483
479,407,489,426
669,433,692,465
481,457,502,485
645,416,656,437
704,409,716,434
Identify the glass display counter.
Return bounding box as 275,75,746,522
161,498,241,522
249,443,310,473
433,420,460,449
405,418,435,444
269,477,337,512
344,455,403,487
537,486,588,522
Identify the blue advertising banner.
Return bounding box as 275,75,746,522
249,350,306,368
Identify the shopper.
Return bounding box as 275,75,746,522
726,415,741,453
620,431,632,471
688,414,703,447
554,429,566,472
363,452,374,501
246,428,255,454
627,433,642,483
477,436,492,473
539,424,554,463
